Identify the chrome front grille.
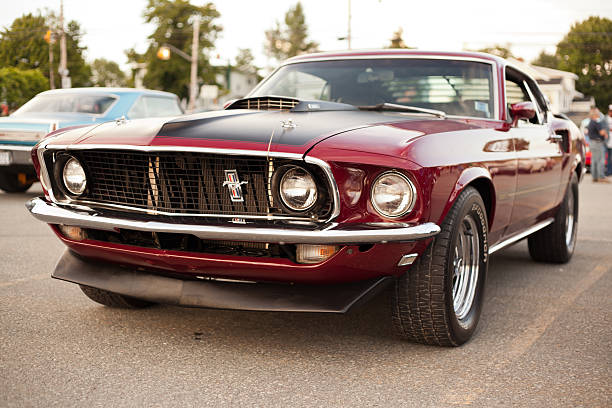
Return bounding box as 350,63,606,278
53,149,332,220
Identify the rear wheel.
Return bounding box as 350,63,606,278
0,170,33,193
528,172,578,263
391,187,488,346
79,285,153,308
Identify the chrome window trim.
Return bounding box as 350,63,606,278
249,55,500,121
37,143,340,223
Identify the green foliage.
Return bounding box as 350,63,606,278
531,51,561,69
0,14,49,73
128,0,222,100
264,2,318,61
91,58,127,87
0,12,91,88
556,16,612,112
0,67,49,109
234,48,258,75
387,28,412,49
476,45,514,59
62,20,92,87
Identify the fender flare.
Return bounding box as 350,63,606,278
438,166,496,227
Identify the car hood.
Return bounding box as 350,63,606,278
48,109,435,155
44,109,485,157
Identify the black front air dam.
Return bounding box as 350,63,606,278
52,250,393,313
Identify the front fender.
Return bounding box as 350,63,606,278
434,166,495,229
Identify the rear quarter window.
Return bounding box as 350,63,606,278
128,96,183,119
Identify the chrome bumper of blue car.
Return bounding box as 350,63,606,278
0,144,34,166
26,197,440,245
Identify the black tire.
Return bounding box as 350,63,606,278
391,187,488,346
528,172,578,263
0,170,33,193
79,285,153,308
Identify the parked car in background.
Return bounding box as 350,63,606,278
0,88,183,193
27,50,584,346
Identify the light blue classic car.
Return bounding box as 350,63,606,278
0,87,183,192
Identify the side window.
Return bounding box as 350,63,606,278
143,97,183,117
128,97,147,119
128,96,183,119
505,68,541,125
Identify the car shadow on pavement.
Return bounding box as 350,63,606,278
60,244,543,358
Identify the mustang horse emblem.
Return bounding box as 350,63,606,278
223,170,248,202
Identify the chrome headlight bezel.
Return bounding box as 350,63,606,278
370,171,416,218
277,165,319,212
60,156,87,196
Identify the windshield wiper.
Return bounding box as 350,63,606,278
358,103,446,118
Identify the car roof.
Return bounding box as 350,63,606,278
284,49,506,66
37,87,178,98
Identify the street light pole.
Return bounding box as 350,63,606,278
58,0,69,88
347,0,352,50
188,15,200,113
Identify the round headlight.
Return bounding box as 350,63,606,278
279,167,318,211
62,157,87,195
371,172,415,218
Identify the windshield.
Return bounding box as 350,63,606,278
14,93,117,115
252,58,495,118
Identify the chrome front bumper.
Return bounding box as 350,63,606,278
26,197,440,244
0,144,34,166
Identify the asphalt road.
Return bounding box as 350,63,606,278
1,179,611,407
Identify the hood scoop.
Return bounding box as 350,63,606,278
225,96,300,111
225,96,358,113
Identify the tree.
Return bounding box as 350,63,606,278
556,16,612,112
234,48,258,75
476,45,514,59
91,58,127,87
0,12,91,88
62,20,92,87
388,28,412,49
128,0,222,100
0,67,49,110
264,2,318,61
531,51,561,69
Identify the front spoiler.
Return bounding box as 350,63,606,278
53,250,393,313
26,197,440,244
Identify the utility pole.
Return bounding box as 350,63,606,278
188,15,200,113
347,0,352,49
49,39,55,89
58,0,70,88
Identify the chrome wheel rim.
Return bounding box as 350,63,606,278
452,214,480,323
565,187,575,248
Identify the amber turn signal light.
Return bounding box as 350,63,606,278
296,244,338,264
58,225,87,241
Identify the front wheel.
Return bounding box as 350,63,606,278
528,172,578,263
391,187,488,346
0,170,34,193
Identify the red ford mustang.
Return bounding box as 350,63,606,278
27,50,585,346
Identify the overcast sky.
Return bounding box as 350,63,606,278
2,0,611,72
